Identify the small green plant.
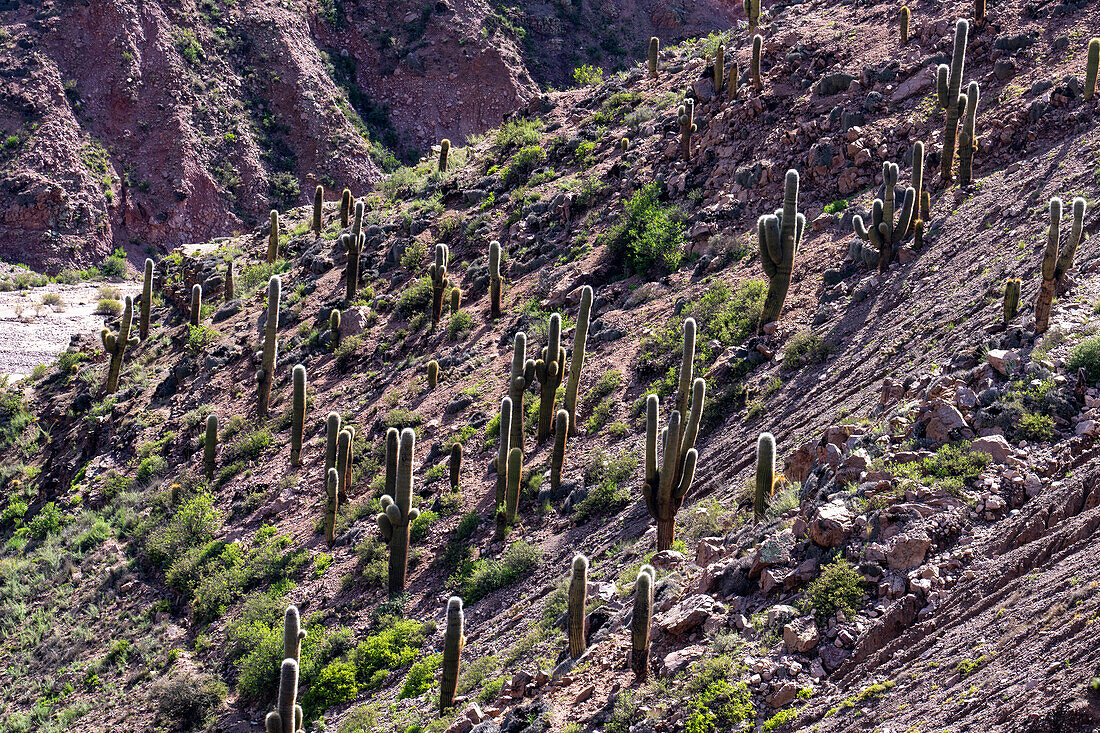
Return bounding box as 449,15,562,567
1019,412,1055,442
604,182,686,275
572,64,604,86
451,540,541,605
803,559,864,622
1068,335,1100,382
783,330,830,370
187,325,219,354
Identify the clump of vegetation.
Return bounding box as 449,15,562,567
888,442,989,496
602,182,687,275
803,559,864,622
783,330,831,370
683,656,755,733
573,451,637,521
1068,335,1100,381
451,540,541,605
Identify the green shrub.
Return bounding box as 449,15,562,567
453,540,541,605
500,145,547,189
28,501,62,539
803,559,864,622
409,509,438,543
136,455,168,485
763,708,799,732
1068,336,1100,381
1019,412,1055,441
0,389,34,448
187,325,219,353
302,661,359,718
153,670,227,729
447,311,473,339
397,277,433,316
572,64,604,86
401,238,427,271
492,120,541,156
604,182,686,275
684,659,754,733
335,334,365,372
783,331,830,370
96,298,123,315
398,654,441,699
99,248,128,279
350,618,432,687
573,451,637,521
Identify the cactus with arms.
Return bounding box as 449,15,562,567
631,564,655,681
102,295,139,395
754,432,775,521
377,428,419,595
563,286,593,435
273,658,300,733
937,19,969,182
535,313,567,442
439,597,465,713
758,169,805,329
852,162,916,272
283,605,306,663
257,276,280,418
1054,197,1087,287
429,244,449,329
568,554,588,658
204,414,218,479
677,99,696,161
140,258,153,340
643,377,706,551
958,81,980,186
507,332,536,457
1035,198,1063,335
290,365,306,466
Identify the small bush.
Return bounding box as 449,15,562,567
783,331,830,370
605,182,686,275
573,451,637,522
398,654,441,699
302,660,359,718
397,277,433,317
187,325,219,353
335,334,365,372
1068,336,1100,382
401,238,427,271
500,145,547,189
96,298,123,315
803,559,864,622
28,501,62,539
447,311,473,339
453,540,541,605
572,64,604,86
1019,412,1055,442
153,671,227,729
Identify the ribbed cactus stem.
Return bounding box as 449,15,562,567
330,309,340,349
754,432,775,521
1086,38,1099,102
190,284,201,327
290,364,306,466
648,37,659,78
204,413,218,479
345,201,364,302
450,287,461,315
449,443,461,491
439,596,465,713
277,658,298,733
385,426,398,498
551,408,568,496
102,295,138,395
937,19,969,182
428,360,439,389
268,210,279,263
758,170,804,329
340,188,351,228
257,276,280,418
744,0,760,26
1054,197,1087,285
1003,278,1021,325
439,139,450,173
283,605,307,663
496,397,512,507
909,142,926,234
958,81,980,186
343,425,356,498
631,565,654,681
727,62,740,101
536,313,566,442
313,185,323,234
325,467,338,546
900,6,909,45
568,554,588,658
621,137,630,152
324,411,341,482
563,286,592,435
508,332,535,457
1035,198,1062,334
677,98,695,161
377,428,418,595
265,712,280,733
139,258,152,340
504,447,522,525
429,243,450,329
752,34,763,92
714,44,724,95
225,260,235,301
489,240,502,319
643,377,705,551
675,318,696,445
336,428,351,505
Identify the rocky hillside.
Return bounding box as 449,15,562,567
1,0,1100,731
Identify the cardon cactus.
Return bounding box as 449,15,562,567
643,377,706,551
268,210,279,263
675,319,696,439
758,170,805,329
325,467,338,546
648,37,659,78
677,98,696,161
276,658,299,733
937,19,969,182
631,564,655,681
265,712,281,733
342,425,356,499
621,137,630,152
336,428,351,505
225,260,235,301
909,142,927,234
377,428,419,595
900,6,909,45
385,426,398,498
727,62,740,101
503,447,522,526
975,0,985,24
957,81,980,186
1087,38,1099,102
290,365,306,466
139,258,153,341
563,285,593,435
313,185,323,234
489,240,503,319
1035,197,1062,334
102,295,139,395
449,443,461,491
752,34,763,92
340,188,351,228
204,413,218,479
507,332,536,457
330,309,341,349
496,397,512,507
190,284,202,327
535,313,567,442
852,162,916,272
551,408,568,496
428,360,439,389
257,276,280,418
744,0,760,26
714,44,724,95
450,287,462,315
325,412,342,484
429,243,450,329
754,432,775,521
568,554,588,658
1003,278,1021,325
283,605,307,663
1053,197,1087,287
439,139,450,173
345,201,365,302
439,597,465,713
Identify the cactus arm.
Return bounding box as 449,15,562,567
277,659,298,733
674,318,695,443
1054,197,1087,282
568,554,588,658
496,397,512,506
563,286,592,435
892,187,917,242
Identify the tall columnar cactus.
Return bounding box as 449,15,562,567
225,260,235,301
758,170,805,329
752,34,763,92
449,443,461,491
284,605,307,663
291,365,306,466
102,295,139,395
957,81,980,186
336,428,351,505
568,554,588,658
139,258,153,341
276,658,299,733
385,426,399,498
643,377,706,551
754,432,775,521
1035,197,1063,335
909,142,927,234
428,360,439,389
190,284,202,327
648,37,659,78
496,397,512,506
343,425,356,500
852,162,916,272
900,6,909,45
675,318,696,442
727,62,740,101
503,447,522,526
1003,278,1021,325
535,313,567,442
1086,38,1099,102
563,286,593,436
439,139,450,173
621,137,630,153
975,0,985,24
325,411,342,483
937,19,969,182
508,332,536,457
257,276,280,418
714,44,724,95
340,188,352,228
313,185,323,234
489,240,503,319
268,210,279,263
677,98,696,161
377,428,419,595
204,413,218,479
330,309,341,349
551,408,568,496
631,564,655,681
439,596,465,714
345,201,365,302
1054,197,1087,287
744,0,760,26
450,287,462,315
429,244,450,329
325,467,338,546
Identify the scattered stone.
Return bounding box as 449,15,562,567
782,617,820,653
808,502,854,548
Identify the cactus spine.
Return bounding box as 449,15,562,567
752,34,763,92
257,276,280,418
535,313,566,442
957,81,980,186
102,295,139,395
1086,38,1099,102
489,240,503,319
648,37,659,78
744,0,759,26
1054,197,1087,287
336,428,351,505
727,62,740,101
1003,278,1021,325
937,19,969,182
496,397,512,507
1034,197,1062,335
643,378,705,551
139,258,152,341
853,162,916,272
900,6,909,45
503,447,522,526
677,98,696,161
758,170,805,329
439,596,465,713
290,365,306,466
325,411,342,485
508,332,536,457
631,564,655,681
345,201,364,302
551,408,568,497
449,443,461,491
568,554,588,658
429,243,450,329
204,413,217,479
283,605,306,663
563,286,592,436
754,432,775,521
325,466,338,546
428,360,439,389
378,428,419,595
225,260,235,301
714,44,724,95
330,309,340,349
189,284,201,327
439,139,450,173
268,210,279,263
312,185,323,234
340,188,351,228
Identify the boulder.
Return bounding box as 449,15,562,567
918,398,973,444
751,531,794,577
987,349,1019,376
661,644,706,675
808,503,854,548
971,434,1012,463
885,530,931,571
658,594,717,635
782,617,820,653
339,306,372,339
767,682,801,708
